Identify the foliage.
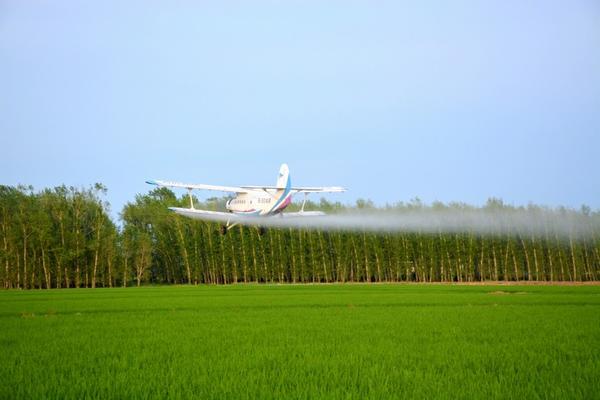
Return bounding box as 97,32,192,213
0,184,116,289
0,185,599,288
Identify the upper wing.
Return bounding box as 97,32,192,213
148,180,345,194
147,179,249,193
240,185,346,193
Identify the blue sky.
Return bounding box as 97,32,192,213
2,1,599,217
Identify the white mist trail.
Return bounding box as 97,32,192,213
237,209,596,238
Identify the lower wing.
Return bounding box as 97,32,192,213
168,207,238,223
169,207,327,225
279,211,325,217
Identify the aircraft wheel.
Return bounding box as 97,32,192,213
258,226,267,236
220,225,228,235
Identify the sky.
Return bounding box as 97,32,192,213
1,0,599,219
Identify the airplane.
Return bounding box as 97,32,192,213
146,164,345,234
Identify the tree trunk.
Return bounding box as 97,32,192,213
547,242,554,282
531,235,540,281
239,226,248,283
362,233,371,282
520,236,531,281
55,255,62,289
92,219,102,288
503,241,510,281
374,236,382,282
556,234,566,281
511,241,520,282
350,235,358,282
107,255,113,288
268,231,276,283
41,246,50,289
123,255,128,287
455,234,462,282
136,248,145,287
22,234,27,290
277,230,285,283
250,230,258,283
317,231,329,283
75,235,80,289
289,229,296,283
92,247,99,289
230,238,238,283
218,235,227,284
3,226,9,289
569,235,577,281
75,205,81,288
479,237,485,282
58,213,66,289
16,252,20,289
298,230,305,282
491,240,499,281
206,225,216,284
175,219,192,284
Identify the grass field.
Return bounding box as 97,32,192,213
1,284,599,399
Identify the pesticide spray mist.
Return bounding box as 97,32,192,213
178,206,598,239
267,210,594,238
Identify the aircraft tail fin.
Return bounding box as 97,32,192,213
276,164,290,189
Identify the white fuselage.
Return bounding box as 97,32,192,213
225,190,289,216
225,164,293,217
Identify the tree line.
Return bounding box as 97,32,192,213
1,184,599,289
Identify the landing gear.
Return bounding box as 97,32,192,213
219,219,239,235
220,225,228,235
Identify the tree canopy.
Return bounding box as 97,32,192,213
1,184,598,289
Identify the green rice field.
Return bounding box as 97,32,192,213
1,284,599,399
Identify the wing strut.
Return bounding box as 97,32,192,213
301,192,308,213
188,189,194,209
